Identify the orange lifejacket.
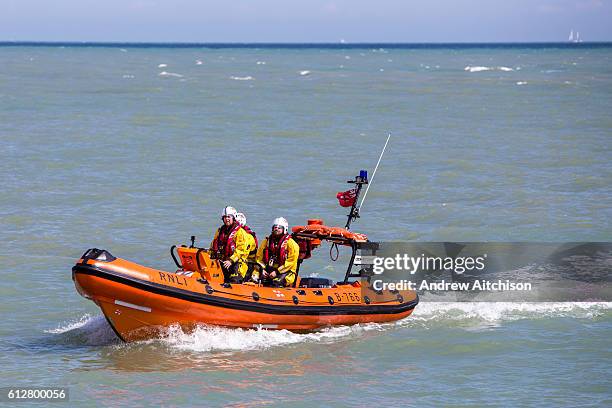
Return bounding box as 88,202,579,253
263,234,290,266
211,223,241,258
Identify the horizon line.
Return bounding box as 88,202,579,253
2,40,612,49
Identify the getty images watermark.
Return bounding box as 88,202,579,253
370,253,532,292
357,242,611,301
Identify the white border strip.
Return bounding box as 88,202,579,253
115,300,152,313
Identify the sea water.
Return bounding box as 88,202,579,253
0,43,610,406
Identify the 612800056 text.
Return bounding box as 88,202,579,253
0,387,69,402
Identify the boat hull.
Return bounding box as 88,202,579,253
73,257,418,342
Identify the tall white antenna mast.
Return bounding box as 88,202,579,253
359,133,391,213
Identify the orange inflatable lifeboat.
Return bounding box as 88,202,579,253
72,172,418,342
72,226,418,342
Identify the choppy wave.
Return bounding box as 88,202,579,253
158,71,183,78
465,66,490,72
46,302,610,350
464,66,515,73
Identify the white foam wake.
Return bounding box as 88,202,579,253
45,314,95,334
47,302,610,350
154,302,610,352
45,314,119,345
404,302,611,325
157,323,381,352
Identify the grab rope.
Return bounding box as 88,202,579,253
330,242,339,261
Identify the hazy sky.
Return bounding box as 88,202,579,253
2,0,611,42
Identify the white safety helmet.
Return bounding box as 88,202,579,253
272,217,289,233
221,206,237,220
235,212,247,226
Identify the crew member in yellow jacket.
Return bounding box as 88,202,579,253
235,212,258,281
256,217,299,287
210,206,249,283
